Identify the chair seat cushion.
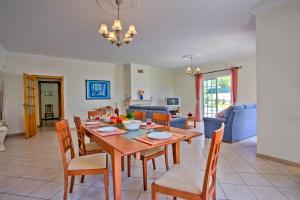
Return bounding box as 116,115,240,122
68,153,106,170
154,164,204,194
85,142,102,152
141,146,165,157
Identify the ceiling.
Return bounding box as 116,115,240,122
0,0,269,68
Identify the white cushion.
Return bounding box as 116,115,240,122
85,142,102,152
141,146,165,157
154,165,204,194
68,153,106,171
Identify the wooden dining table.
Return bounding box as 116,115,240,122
82,123,201,200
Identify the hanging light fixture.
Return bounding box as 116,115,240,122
184,55,201,76
98,0,137,47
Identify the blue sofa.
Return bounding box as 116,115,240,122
203,104,257,142
128,105,187,129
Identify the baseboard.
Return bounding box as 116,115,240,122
256,153,300,168
6,132,24,137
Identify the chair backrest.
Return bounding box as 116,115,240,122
88,110,106,119
96,106,113,115
74,116,86,156
55,119,75,169
152,112,171,129
133,111,146,121
202,123,224,200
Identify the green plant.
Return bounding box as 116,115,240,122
126,111,134,119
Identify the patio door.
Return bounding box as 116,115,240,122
203,76,231,117
23,73,37,139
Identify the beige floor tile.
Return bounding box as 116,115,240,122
78,187,107,200
52,185,90,200
0,194,23,200
28,181,63,199
7,179,46,196
217,172,244,184
121,177,143,192
0,177,25,193
249,186,288,200
278,187,300,200
221,184,257,200
238,173,272,186
289,175,300,185
262,174,300,188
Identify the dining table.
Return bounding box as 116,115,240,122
82,121,201,200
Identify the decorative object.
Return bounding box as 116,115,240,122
114,103,119,116
187,112,193,117
86,80,111,100
125,111,134,120
98,0,137,47
44,91,53,96
137,89,144,100
183,55,202,76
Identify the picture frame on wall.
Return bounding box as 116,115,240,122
86,80,111,100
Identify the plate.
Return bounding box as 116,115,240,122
147,132,173,140
97,127,117,132
85,121,101,125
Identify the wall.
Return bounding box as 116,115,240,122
0,44,5,73
4,53,126,134
40,82,60,119
256,0,300,163
173,55,257,114
130,63,174,106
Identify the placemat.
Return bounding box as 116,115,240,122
140,124,164,130
93,128,127,137
134,132,185,145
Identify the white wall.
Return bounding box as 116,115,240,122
130,63,174,106
173,55,257,114
4,53,126,134
0,44,5,73
256,0,300,164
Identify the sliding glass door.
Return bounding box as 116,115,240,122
203,76,231,117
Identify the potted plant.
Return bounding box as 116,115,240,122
0,80,7,151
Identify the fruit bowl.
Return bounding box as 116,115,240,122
123,120,141,131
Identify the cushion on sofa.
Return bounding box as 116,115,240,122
244,104,256,109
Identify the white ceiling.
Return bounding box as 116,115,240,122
0,0,269,68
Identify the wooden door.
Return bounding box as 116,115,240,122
23,73,37,139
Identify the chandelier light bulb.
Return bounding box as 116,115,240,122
108,32,116,43
187,66,192,75
128,25,137,35
195,67,201,74
112,19,122,31
124,37,133,44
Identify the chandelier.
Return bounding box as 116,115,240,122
98,0,137,47
184,55,201,76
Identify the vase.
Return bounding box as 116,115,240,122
139,95,143,100
0,125,7,151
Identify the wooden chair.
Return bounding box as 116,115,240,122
133,111,146,121
45,104,54,119
128,112,171,191
88,110,106,119
152,123,225,200
74,116,108,182
55,120,109,200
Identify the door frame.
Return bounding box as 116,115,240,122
38,81,62,126
33,75,65,121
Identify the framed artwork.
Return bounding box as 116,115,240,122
86,80,111,100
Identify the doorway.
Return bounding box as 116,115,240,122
38,81,61,127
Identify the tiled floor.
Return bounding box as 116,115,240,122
0,125,300,200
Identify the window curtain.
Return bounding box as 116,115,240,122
195,73,203,122
231,67,238,105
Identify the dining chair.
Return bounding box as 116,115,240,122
88,110,106,119
152,123,225,200
55,120,109,200
133,111,146,121
74,116,108,182
128,112,171,191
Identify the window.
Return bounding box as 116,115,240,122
203,76,231,117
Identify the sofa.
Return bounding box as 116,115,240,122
128,105,187,129
203,104,257,142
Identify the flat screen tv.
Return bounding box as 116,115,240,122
166,97,180,107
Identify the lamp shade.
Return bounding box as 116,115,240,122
195,67,201,74
112,19,122,31
128,25,137,35
186,66,192,75
99,24,108,35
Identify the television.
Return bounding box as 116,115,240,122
166,97,180,107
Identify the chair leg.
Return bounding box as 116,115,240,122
80,175,85,183
121,156,125,171
103,171,109,200
212,187,216,200
106,154,109,169
164,147,169,170
142,159,148,191
173,197,177,200
63,174,68,200
152,183,157,200
69,176,75,193
152,159,156,170
127,155,131,177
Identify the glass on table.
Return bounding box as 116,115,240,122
146,118,152,126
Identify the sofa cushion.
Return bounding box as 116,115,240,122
244,104,256,109
215,110,225,118
223,105,244,119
